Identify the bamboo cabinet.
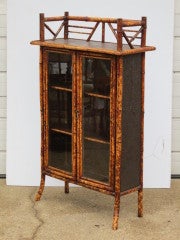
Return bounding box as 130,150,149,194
31,12,155,230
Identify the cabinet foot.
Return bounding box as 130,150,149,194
138,189,143,217
112,193,120,230
65,181,69,194
35,174,45,201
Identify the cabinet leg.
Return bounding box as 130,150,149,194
65,181,69,194
112,193,120,230
35,174,45,201
138,188,143,217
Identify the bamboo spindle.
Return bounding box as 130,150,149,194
117,19,123,51
40,13,45,41
102,22,105,43
141,17,147,47
64,11,69,39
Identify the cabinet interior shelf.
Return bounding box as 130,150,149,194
84,92,110,99
50,85,72,92
51,128,109,144
51,128,72,136
84,136,109,144
50,86,110,99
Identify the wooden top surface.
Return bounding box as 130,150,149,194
30,38,155,55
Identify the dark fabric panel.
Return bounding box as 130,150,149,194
120,54,142,192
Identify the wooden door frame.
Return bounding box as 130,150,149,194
76,52,116,192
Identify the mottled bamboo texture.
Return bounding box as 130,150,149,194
112,57,123,230
33,13,155,54
32,14,155,230
35,47,45,201
138,17,147,218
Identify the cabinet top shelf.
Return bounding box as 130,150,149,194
30,12,155,55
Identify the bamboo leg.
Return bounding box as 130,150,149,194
65,181,69,194
138,188,143,217
35,174,46,201
112,193,120,230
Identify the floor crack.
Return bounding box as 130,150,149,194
29,190,44,240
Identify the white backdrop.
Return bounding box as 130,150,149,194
6,0,174,187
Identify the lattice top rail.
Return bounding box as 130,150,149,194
39,12,147,51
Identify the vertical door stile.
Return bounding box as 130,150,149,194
72,52,77,180
76,53,82,181
115,56,123,194
39,47,44,171
43,49,49,168
109,58,116,189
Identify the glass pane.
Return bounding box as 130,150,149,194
83,96,110,140
49,132,72,172
83,58,110,96
82,57,111,183
48,52,72,89
47,51,72,173
48,88,72,131
83,140,109,183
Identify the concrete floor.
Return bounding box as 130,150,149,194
0,179,180,240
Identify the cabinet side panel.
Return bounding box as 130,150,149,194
120,54,142,192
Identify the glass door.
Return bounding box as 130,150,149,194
78,55,115,189
46,51,75,178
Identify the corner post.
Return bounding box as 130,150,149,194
117,18,123,51
102,22,105,43
35,47,46,201
141,17,147,47
112,56,123,230
40,13,45,41
64,11,69,39
138,16,147,217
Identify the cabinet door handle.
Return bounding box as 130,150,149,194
75,110,79,119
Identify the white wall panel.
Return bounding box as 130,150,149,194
0,27,6,37
172,74,180,118
0,119,6,150
172,153,180,174
0,15,6,27
0,152,6,174
0,0,7,14
172,98,180,117
0,37,6,49
173,38,180,71
0,97,6,117
173,99,180,117
174,0,180,14
172,0,180,174
172,73,180,118
172,119,180,151
174,14,180,36
0,14,6,37
0,0,7,174
0,50,6,71
0,73,6,96
173,73,180,96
